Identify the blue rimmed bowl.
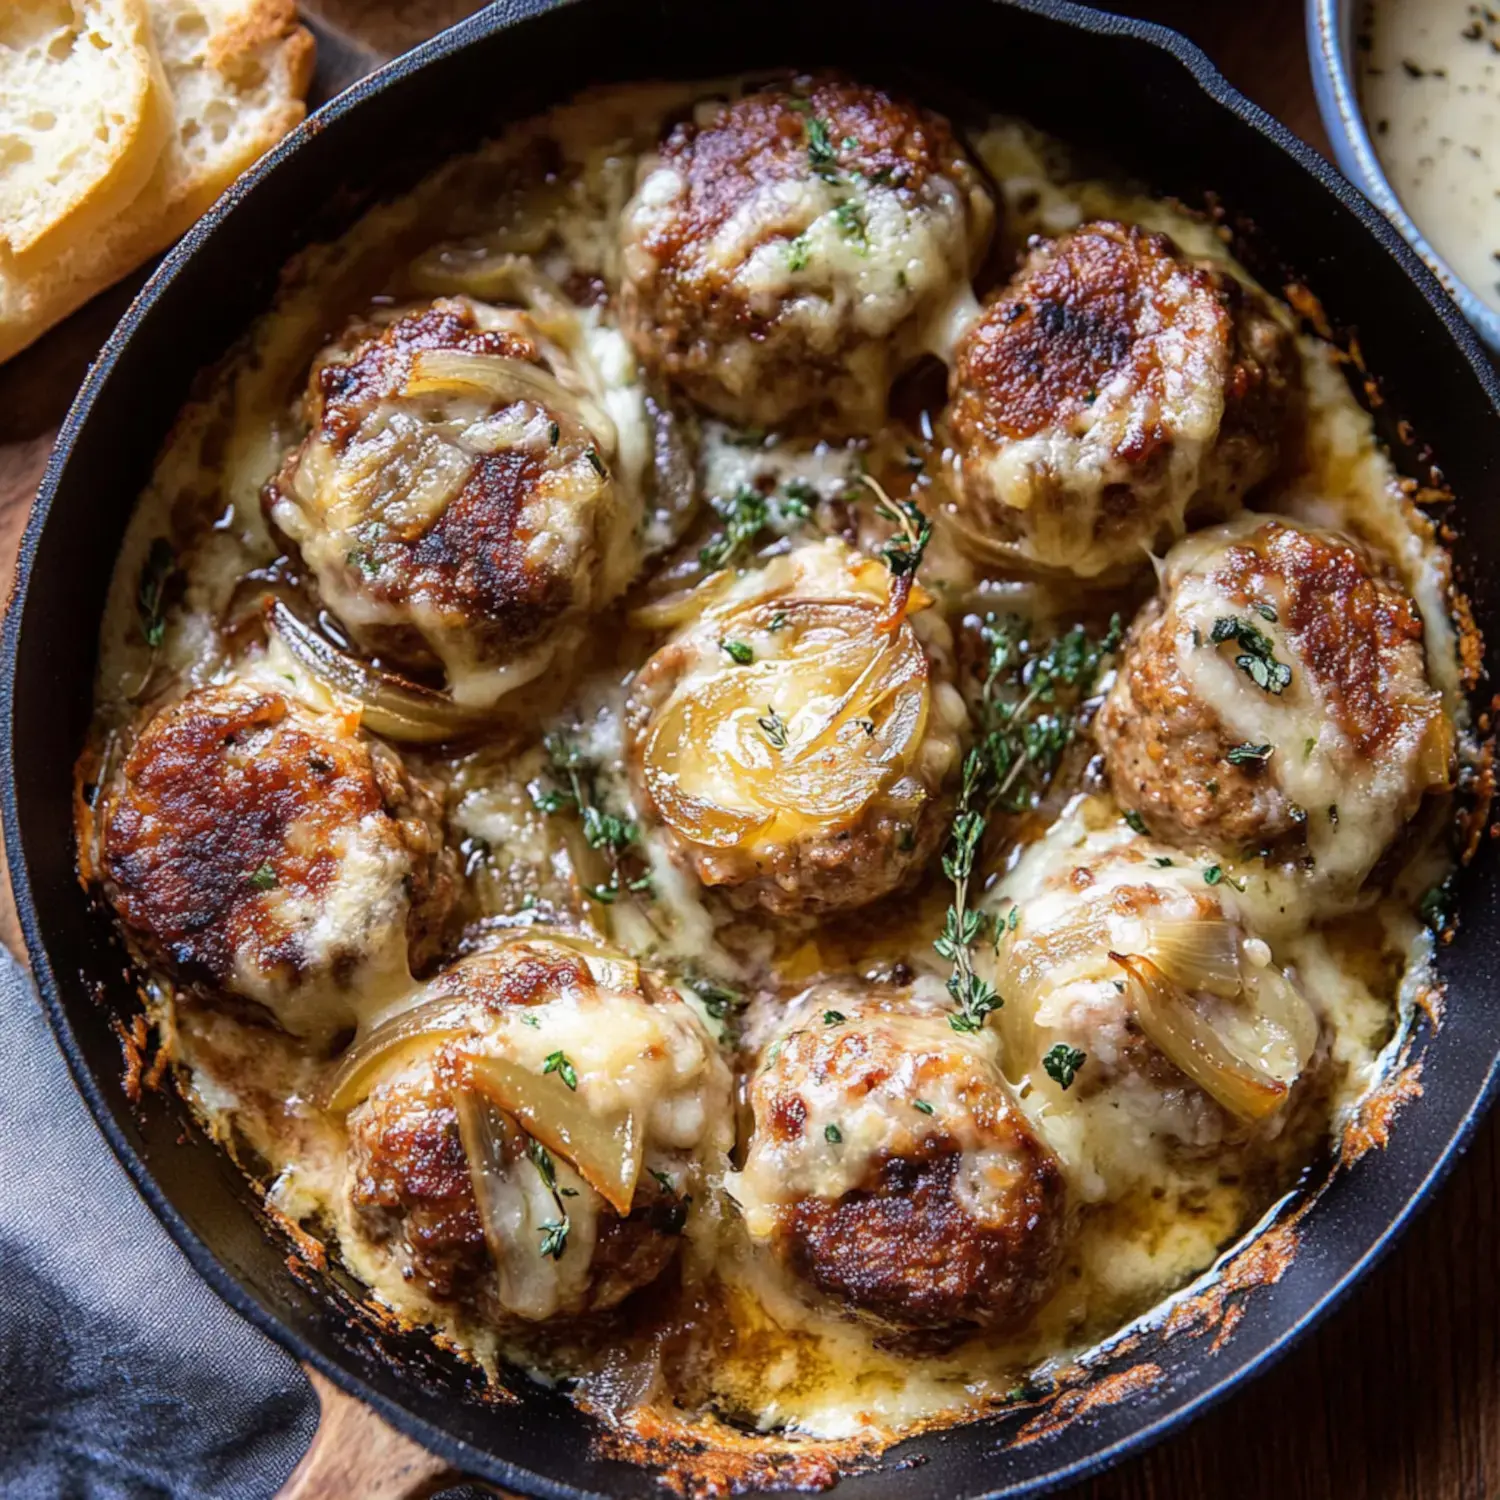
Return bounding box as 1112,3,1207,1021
1308,0,1500,357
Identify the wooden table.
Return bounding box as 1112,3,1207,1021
3,4,1495,1497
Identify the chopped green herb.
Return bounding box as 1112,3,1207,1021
1043,1044,1086,1090
1204,865,1225,886
822,1010,846,1026
527,1138,558,1192
779,479,818,517
768,610,789,632
520,1013,541,1028
1253,602,1279,623
1227,742,1275,767
721,638,755,665
137,538,176,650
1007,905,1021,933
345,548,378,578
805,115,837,169
833,197,867,250
584,447,607,477
246,863,277,892
786,234,811,272
649,1168,676,1193
1153,856,1175,868
1210,616,1293,695
543,1051,578,1091
537,1219,570,1260
1124,810,1149,836
824,1123,843,1145
688,976,744,1022
912,1099,935,1116
758,706,789,750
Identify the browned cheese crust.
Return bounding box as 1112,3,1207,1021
1097,517,1450,857
264,299,616,689
620,74,993,433
945,220,1300,577
742,991,1067,1336
347,944,682,1313
99,685,452,1035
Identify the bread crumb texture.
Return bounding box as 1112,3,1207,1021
0,0,313,363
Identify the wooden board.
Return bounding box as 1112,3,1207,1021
3,5,1495,1498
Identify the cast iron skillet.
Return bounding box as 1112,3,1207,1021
6,2,1500,1495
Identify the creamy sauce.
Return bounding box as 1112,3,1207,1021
78,82,1471,1466
1357,0,1500,315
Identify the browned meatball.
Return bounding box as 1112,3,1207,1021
730,982,1067,1336
1096,515,1452,895
624,541,965,917
619,75,994,433
347,1059,680,1315
99,683,452,1041
265,297,636,707
944,221,1300,578
333,931,733,1323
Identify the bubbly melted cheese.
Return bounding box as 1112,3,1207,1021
83,83,1467,1459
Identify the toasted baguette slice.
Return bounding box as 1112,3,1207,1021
0,0,314,365
0,0,172,260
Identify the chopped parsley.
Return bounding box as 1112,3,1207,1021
768,610,789,632
822,1010,846,1026
912,1099,935,1116
1226,742,1275,767
542,1051,578,1091
721,638,755,665
824,1123,843,1145
833,197,867,251
1124,810,1149,836
805,115,837,168
1153,856,1175,868
1043,1044,1087,1090
785,234,811,272
246,863,277,892
1210,616,1293,695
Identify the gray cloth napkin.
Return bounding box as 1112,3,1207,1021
0,946,318,1498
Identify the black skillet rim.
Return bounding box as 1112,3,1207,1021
5,1,1500,1496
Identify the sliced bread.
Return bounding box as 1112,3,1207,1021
0,0,172,260
0,0,314,364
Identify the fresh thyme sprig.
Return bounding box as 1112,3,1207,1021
862,474,931,622
937,613,1123,1033
699,481,816,571
534,733,652,907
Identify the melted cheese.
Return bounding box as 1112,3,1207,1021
81,80,1467,1456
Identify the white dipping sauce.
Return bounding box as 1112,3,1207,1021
1356,0,1500,314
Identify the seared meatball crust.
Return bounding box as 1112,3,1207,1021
339,933,731,1321
732,984,1067,1337
620,74,994,434
624,547,966,918
265,297,629,706
1096,515,1452,882
347,1058,679,1315
945,220,1301,578
99,684,452,1041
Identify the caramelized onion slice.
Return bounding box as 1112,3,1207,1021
1110,952,1291,1123
1141,918,1244,999
404,348,617,456
467,1053,643,1215
641,598,931,847
453,1088,566,1322
322,994,477,1112
268,602,495,744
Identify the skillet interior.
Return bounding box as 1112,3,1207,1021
5,1,1500,1495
